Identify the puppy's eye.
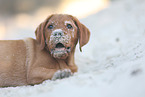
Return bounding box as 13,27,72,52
48,25,53,29
67,24,73,29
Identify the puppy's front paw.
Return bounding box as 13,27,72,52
52,69,72,80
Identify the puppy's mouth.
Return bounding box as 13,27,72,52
51,43,71,59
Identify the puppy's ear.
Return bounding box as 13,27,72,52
69,15,90,52
35,15,53,50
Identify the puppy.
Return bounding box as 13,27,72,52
0,14,90,87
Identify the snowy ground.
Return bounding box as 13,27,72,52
0,0,145,97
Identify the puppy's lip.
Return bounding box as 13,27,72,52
54,43,71,52
51,46,71,54
55,43,65,48
50,43,71,59
51,48,68,59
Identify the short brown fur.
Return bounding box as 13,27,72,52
0,14,90,87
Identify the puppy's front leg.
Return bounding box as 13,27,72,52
52,69,72,80
51,60,72,80
27,67,58,85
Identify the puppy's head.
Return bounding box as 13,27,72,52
35,14,90,59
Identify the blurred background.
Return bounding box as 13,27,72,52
0,0,116,40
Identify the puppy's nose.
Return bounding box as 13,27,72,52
53,29,64,37
54,32,62,36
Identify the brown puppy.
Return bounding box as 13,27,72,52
0,14,90,87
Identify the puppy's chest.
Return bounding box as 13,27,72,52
35,50,63,69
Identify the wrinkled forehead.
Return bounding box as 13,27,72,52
48,15,74,24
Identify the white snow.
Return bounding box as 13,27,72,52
64,21,72,25
52,29,63,33
0,0,145,97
